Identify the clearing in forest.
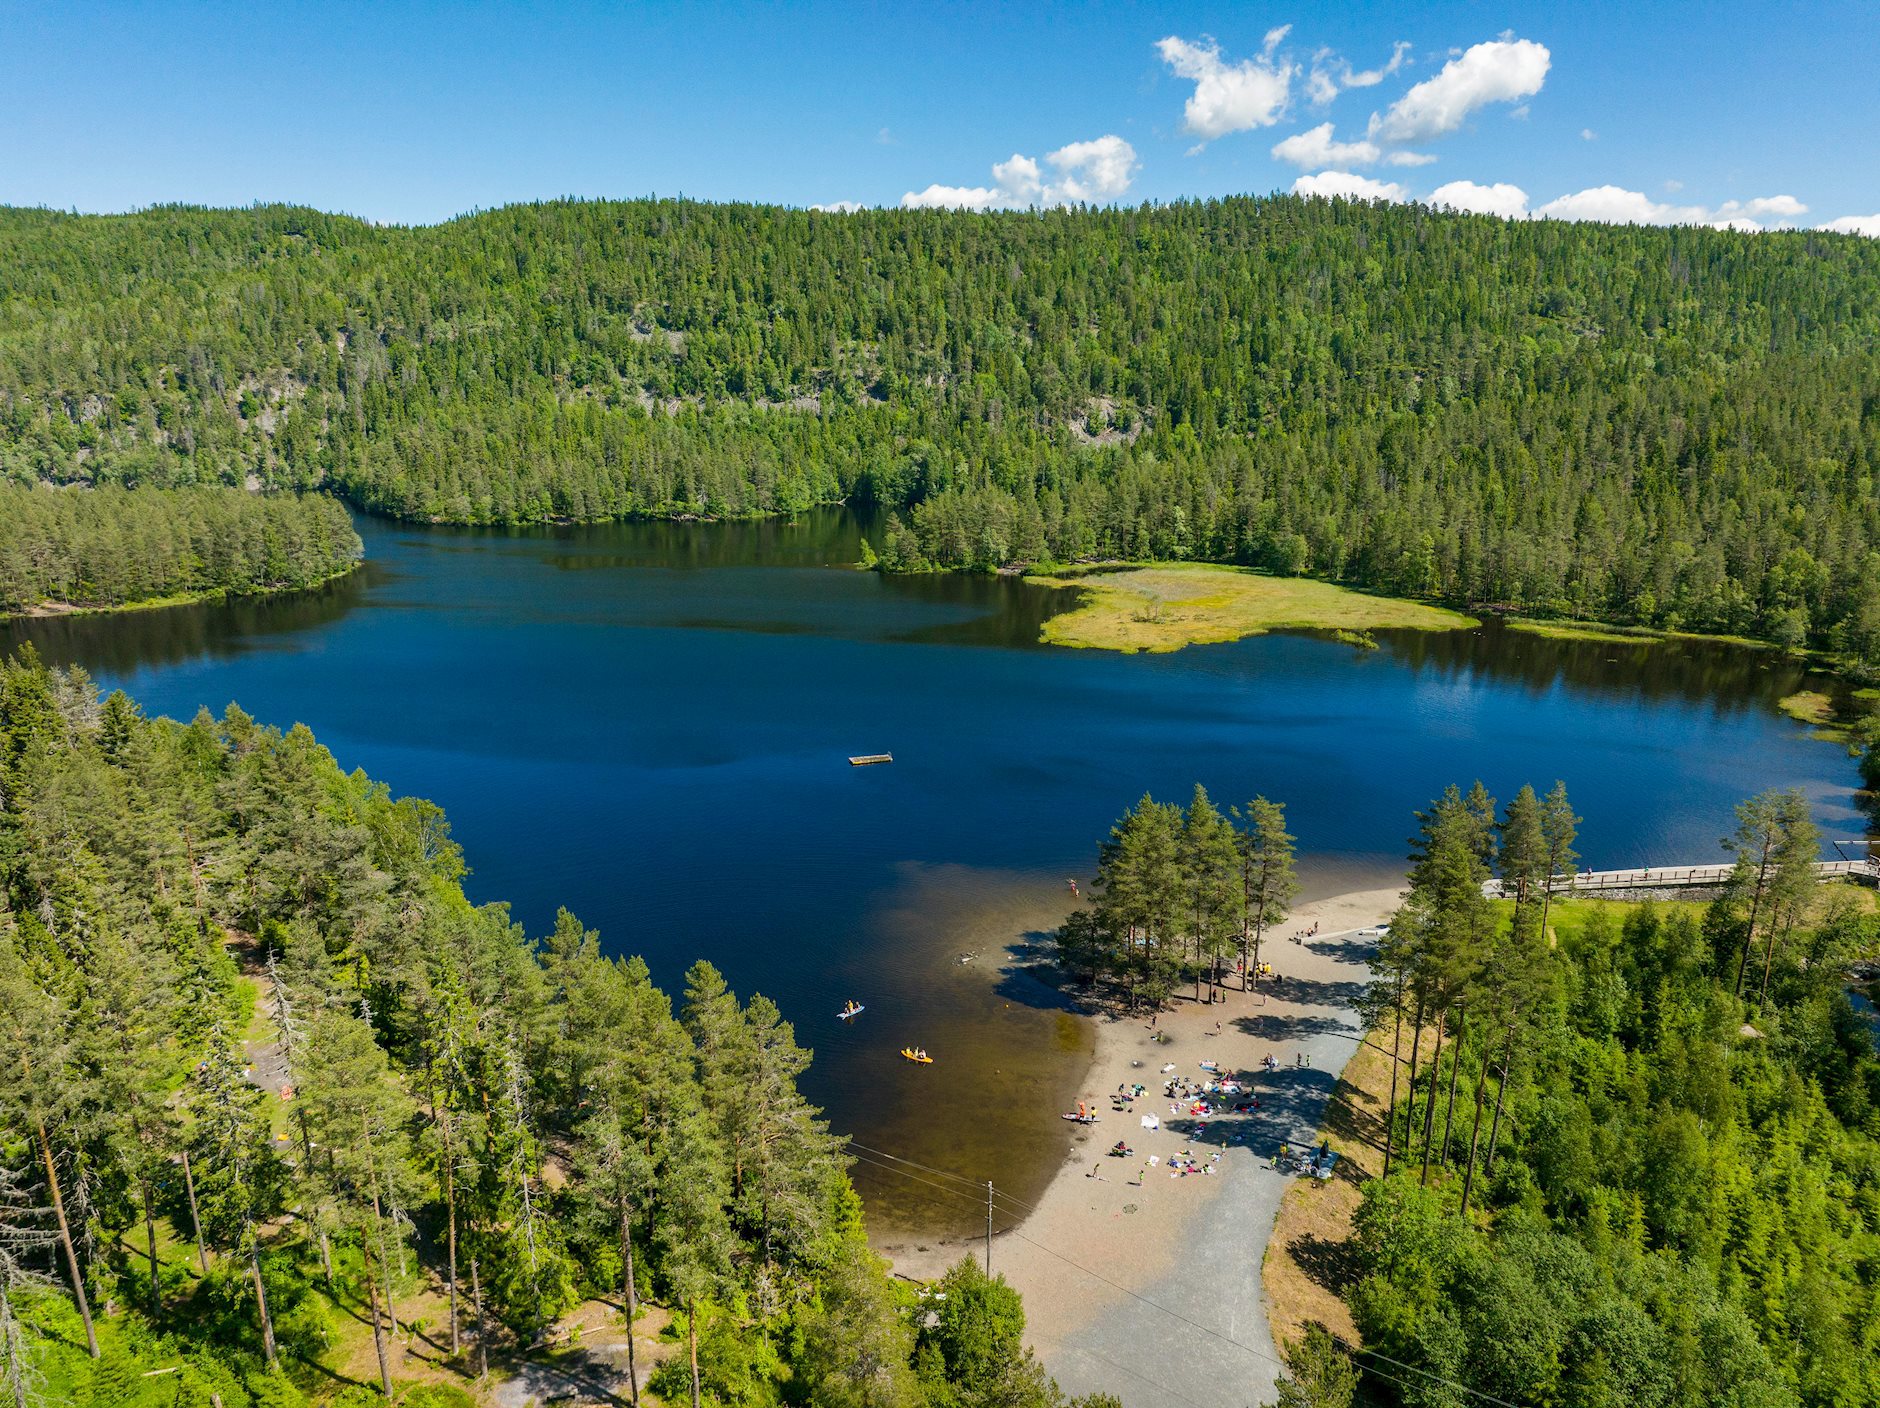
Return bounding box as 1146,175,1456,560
1027,564,1475,654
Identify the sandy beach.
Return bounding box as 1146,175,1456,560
881,884,1404,1408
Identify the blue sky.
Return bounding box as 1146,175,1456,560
3,0,1876,233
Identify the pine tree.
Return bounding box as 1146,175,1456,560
0,1163,54,1408
1537,781,1581,944
1723,789,1822,1003
299,1005,422,1395
1235,796,1299,991
1180,785,1240,999
655,1101,735,1408
0,933,99,1359
185,1040,286,1364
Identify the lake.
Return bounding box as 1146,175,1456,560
4,510,1869,1237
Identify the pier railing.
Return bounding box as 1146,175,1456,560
1483,859,1878,898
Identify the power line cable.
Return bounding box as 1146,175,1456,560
1010,1223,1476,1407
845,1139,1041,1218
855,1138,1527,1408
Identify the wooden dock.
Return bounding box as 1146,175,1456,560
848,753,894,766
1484,858,1878,898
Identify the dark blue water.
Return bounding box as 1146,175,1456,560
4,511,1867,1233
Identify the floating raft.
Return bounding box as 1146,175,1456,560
848,753,894,766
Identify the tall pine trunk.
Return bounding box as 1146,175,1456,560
1485,1024,1516,1173
1440,1007,1466,1166
688,1296,702,1408
1402,991,1427,1177
620,1200,640,1407
34,1117,98,1358
445,1148,460,1356
1459,1041,1494,1215
140,1177,161,1315
1418,1006,1445,1185
181,1148,209,1276
1733,844,1773,997
366,1246,393,1398
361,1113,400,1342
472,1257,489,1379
248,1239,277,1364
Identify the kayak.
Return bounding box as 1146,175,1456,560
838,1004,866,1019
900,1048,934,1064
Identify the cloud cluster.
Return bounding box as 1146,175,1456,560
1403,179,1815,232
1291,171,1407,203
1369,38,1551,142
1271,123,1379,169
1270,121,1432,169
1427,179,1530,220
900,135,1138,210
1157,29,1295,140
1307,41,1410,105
873,25,1877,238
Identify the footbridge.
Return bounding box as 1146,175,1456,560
1484,858,1878,898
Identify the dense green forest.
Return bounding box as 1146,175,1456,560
0,648,1112,1408
4,197,1880,656
0,486,360,613
1349,786,1880,1408
1056,782,1880,1408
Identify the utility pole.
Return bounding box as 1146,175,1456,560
985,1181,993,1274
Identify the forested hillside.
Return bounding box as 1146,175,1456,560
4,197,1880,654
0,649,1099,1408
0,486,360,613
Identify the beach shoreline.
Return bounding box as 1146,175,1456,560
876,883,1404,1407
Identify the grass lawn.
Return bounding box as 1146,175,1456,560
1026,564,1475,654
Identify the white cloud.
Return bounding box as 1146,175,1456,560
1370,37,1550,142
1270,122,1380,169
1307,40,1410,104
1533,186,1807,230
1429,180,1530,219
1821,213,1880,237
1535,186,1710,224
900,135,1138,210
900,184,1000,211
1039,136,1138,202
992,153,1044,198
1718,194,1807,221
1157,30,1295,140
1292,170,1407,203
1385,150,1437,167
810,200,866,214
1580,128,1597,141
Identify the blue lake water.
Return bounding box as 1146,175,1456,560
4,510,1868,1234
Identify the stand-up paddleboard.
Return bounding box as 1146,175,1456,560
838,1003,865,1020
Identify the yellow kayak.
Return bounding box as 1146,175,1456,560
900,1048,934,1064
